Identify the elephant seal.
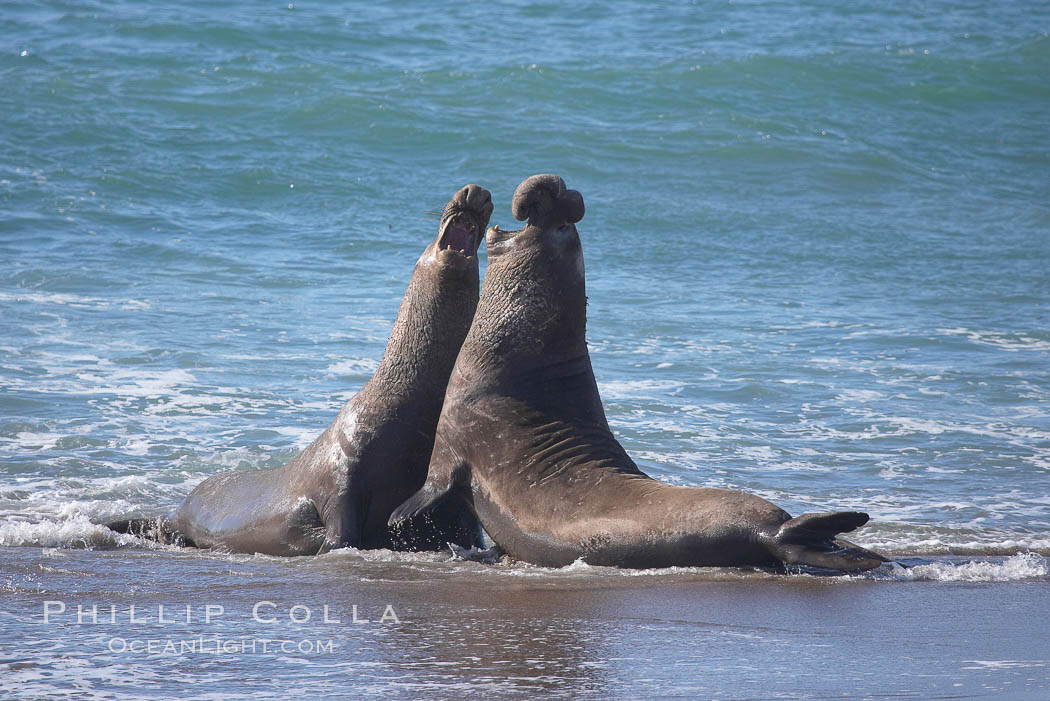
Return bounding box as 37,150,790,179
390,174,886,572
111,184,492,556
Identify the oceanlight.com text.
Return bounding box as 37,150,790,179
107,637,336,655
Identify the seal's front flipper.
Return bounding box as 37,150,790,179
390,433,470,527
388,478,483,551
768,512,887,573
389,484,449,525
314,498,363,555
388,429,482,550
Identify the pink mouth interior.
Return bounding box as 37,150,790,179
440,219,475,253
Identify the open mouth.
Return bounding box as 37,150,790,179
437,213,479,257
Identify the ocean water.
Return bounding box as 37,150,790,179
2,1,1049,698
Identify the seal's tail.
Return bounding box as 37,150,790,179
765,512,887,572
105,517,185,546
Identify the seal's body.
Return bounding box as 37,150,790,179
114,185,493,556
392,175,885,572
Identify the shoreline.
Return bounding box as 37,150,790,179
3,546,1048,698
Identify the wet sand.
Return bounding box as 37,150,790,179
3,546,1048,699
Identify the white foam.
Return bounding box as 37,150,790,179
476,557,772,581
0,291,112,308
320,546,450,563
325,358,379,376
122,438,152,456
818,405,1050,445
0,514,142,549
598,378,684,399
961,660,1047,670
866,534,1050,555
938,327,1050,352
2,431,66,451
853,515,1050,555
0,470,199,537
563,558,593,572
267,424,322,451
537,554,1048,582
834,388,885,402
738,446,778,461
884,553,1048,582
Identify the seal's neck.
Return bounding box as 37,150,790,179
458,234,610,430
466,234,589,376
369,252,479,401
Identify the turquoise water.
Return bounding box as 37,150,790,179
2,1,1049,697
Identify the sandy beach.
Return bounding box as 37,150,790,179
4,546,1048,699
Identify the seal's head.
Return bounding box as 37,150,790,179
429,183,493,270
380,183,493,396
485,174,585,260
510,173,585,232
474,174,589,363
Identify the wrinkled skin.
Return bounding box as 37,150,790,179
142,185,493,556
391,174,886,572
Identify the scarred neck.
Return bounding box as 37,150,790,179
368,250,479,401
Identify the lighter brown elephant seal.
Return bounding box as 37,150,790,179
390,174,886,572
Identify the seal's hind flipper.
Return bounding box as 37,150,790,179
775,540,888,573
769,512,887,572
777,511,869,543
105,517,189,546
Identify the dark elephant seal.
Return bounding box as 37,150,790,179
112,185,492,556
390,174,886,572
